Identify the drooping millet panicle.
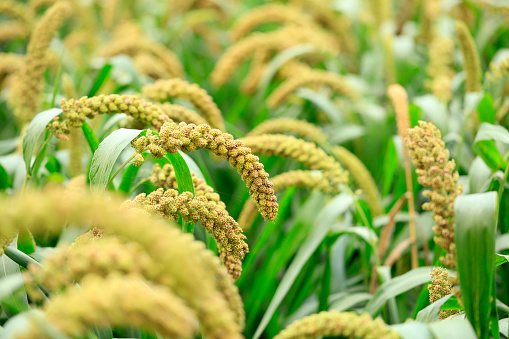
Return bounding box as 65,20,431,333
27,230,246,330
0,233,16,256
428,267,459,319
48,95,172,139
97,38,183,77
230,3,317,42
0,189,243,339
247,118,328,146
332,146,384,217
24,235,158,298
388,84,419,269
0,1,32,42
123,188,248,280
12,1,71,123
0,22,31,42
404,121,463,268
274,311,399,339
0,53,24,87
241,49,271,94
289,0,358,54
211,26,339,86
157,122,279,221
455,20,482,92
151,163,226,209
133,52,172,79
241,134,349,188
426,36,455,102
238,170,331,230
195,242,246,329
142,78,225,131
21,275,197,339
486,55,509,82
160,102,209,125
267,69,359,108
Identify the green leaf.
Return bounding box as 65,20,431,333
328,292,372,312
164,152,194,195
253,194,353,339
82,122,99,153
495,253,509,266
0,275,24,304
89,128,142,190
88,64,112,97
3,247,41,269
16,230,35,255
392,321,434,339
258,43,316,97
477,94,496,124
0,239,28,316
118,164,140,193
22,108,62,175
296,88,344,123
473,123,509,171
365,267,432,316
416,294,453,323
455,191,498,339
0,163,9,189
428,315,478,339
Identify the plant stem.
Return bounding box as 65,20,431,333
106,154,135,189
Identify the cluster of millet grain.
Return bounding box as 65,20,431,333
0,189,243,339
142,78,225,131
48,95,172,139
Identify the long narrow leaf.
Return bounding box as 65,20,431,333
89,128,142,190
455,191,498,339
82,122,99,153
22,108,62,175
253,194,353,339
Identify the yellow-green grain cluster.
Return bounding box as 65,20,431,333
49,95,172,139
247,118,328,146
143,78,225,131
12,1,71,123
427,36,455,102
405,121,463,268
267,69,358,108
211,26,339,86
158,122,279,220
98,38,183,77
242,134,349,187
274,311,399,339
22,275,197,339
151,163,225,208
0,189,243,339
124,188,248,279
455,20,481,92
230,4,317,41
160,102,209,125
428,267,458,319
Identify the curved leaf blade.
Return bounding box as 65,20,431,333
22,108,62,175
89,128,142,190
253,194,353,339
365,267,432,316
455,191,498,339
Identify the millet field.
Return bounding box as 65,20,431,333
1,0,509,338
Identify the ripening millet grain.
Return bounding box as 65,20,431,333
21,275,197,339
12,1,71,122
49,95,172,138
143,78,225,131
405,121,463,268
124,188,248,279
0,189,243,339
274,311,399,339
